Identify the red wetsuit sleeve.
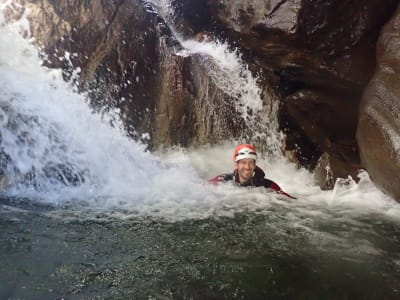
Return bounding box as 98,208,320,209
208,173,234,185
208,175,223,185
268,181,297,199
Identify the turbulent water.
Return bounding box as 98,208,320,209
1,2,400,300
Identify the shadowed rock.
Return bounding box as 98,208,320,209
314,152,361,190
197,0,399,192
357,3,400,201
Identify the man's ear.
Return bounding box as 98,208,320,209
234,162,238,169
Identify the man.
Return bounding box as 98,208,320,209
209,144,296,199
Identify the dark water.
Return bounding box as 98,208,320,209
1,197,400,300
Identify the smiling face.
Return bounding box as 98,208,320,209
234,158,256,183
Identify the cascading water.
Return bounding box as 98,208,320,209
0,3,288,220
0,4,217,209
1,2,400,300
147,0,281,153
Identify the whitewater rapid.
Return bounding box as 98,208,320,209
0,2,399,226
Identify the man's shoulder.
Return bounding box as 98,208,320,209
254,166,266,179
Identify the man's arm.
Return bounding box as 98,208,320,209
264,179,297,199
208,173,234,185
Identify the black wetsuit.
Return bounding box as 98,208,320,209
209,166,296,199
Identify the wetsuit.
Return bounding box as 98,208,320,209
209,166,296,199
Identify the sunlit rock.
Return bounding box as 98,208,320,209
4,0,248,149
357,4,400,201
153,51,245,147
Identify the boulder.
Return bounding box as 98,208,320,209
357,3,400,201
314,152,361,190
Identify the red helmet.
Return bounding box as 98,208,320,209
233,144,257,162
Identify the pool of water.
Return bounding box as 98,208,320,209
1,4,400,299
1,196,400,300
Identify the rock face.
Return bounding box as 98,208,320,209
199,0,399,187
4,0,253,149
314,153,360,190
357,4,400,201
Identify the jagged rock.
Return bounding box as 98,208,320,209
314,152,361,190
169,0,216,38
5,0,248,149
357,3,400,201
153,51,245,147
0,146,10,191
282,88,359,167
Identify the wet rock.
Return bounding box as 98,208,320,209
314,153,361,190
169,0,217,38
5,0,249,149
153,51,245,147
283,88,359,166
0,148,11,191
357,4,400,201
206,0,398,85
201,0,399,184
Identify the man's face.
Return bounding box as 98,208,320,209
235,158,256,183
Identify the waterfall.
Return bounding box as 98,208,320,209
0,4,280,220
0,6,208,214
0,1,398,222
146,0,282,155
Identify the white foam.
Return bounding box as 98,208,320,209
156,143,400,222
1,4,399,225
